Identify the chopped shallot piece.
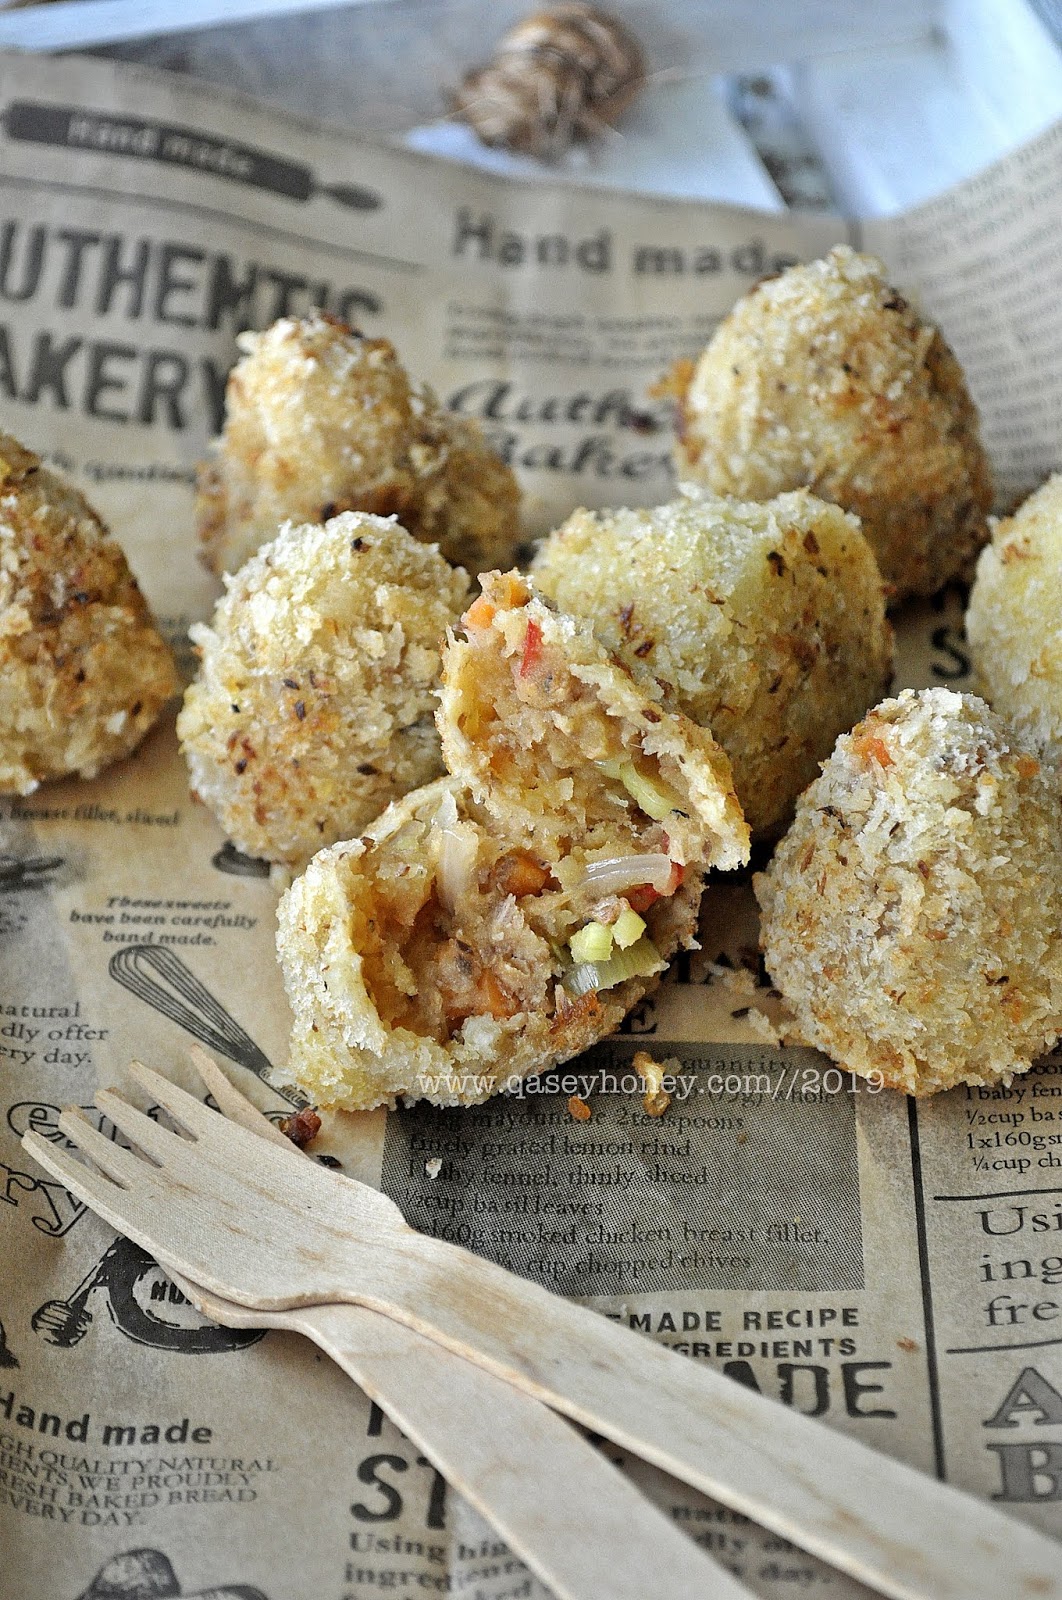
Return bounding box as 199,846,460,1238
581,853,673,897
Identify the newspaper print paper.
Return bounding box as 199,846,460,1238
1,49,1061,1599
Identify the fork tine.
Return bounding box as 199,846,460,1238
95,1088,195,1169
126,1059,221,1139
187,1046,293,1151
56,1108,154,1189
22,1129,126,1206
24,1127,239,1302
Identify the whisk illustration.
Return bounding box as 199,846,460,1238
108,945,303,1108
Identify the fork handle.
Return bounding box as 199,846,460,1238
371,1229,1062,1600
287,1299,748,1600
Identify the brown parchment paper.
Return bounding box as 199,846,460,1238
1,50,1061,1600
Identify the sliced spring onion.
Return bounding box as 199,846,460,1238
612,907,646,949
564,934,663,997
597,758,681,821
581,853,673,896
569,921,614,964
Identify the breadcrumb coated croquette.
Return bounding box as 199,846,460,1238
0,434,177,794
674,247,992,602
197,312,520,576
177,513,470,868
756,689,1062,1096
967,474,1062,761
533,487,892,836
277,572,749,1109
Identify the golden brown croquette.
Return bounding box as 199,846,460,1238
177,513,470,868
197,312,521,576
756,689,1062,1095
674,248,992,603
0,434,177,794
533,487,892,836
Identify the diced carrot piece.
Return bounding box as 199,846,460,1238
852,724,893,767
463,595,495,631
479,969,519,1019
499,573,531,607
494,850,552,897
626,862,683,915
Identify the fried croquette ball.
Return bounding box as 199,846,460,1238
177,513,471,868
0,435,177,794
277,573,749,1109
755,689,1062,1096
966,475,1062,761
674,247,992,602
533,487,892,836
197,312,520,576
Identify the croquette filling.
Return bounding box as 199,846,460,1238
342,576,727,1047
452,576,703,863
350,799,681,1046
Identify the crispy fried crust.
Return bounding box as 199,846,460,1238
674,248,992,603
277,573,750,1109
177,513,471,868
756,689,1062,1095
196,313,521,576
533,487,892,836
967,474,1062,760
0,434,177,794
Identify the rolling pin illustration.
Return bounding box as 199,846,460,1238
108,945,304,1108
2,100,382,213
32,1236,263,1355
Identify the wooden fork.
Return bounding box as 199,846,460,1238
164,1056,747,1600
23,1059,1062,1600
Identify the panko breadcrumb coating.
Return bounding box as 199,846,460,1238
756,689,1062,1095
673,247,992,603
533,487,892,836
966,474,1062,760
0,434,177,794
177,513,470,868
277,572,749,1109
197,312,520,576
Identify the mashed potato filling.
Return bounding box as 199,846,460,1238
277,573,749,1109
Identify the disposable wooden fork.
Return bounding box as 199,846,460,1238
23,1058,1062,1600
163,1060,748,1600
